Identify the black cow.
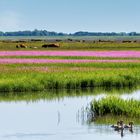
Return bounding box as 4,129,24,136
42,43,60,48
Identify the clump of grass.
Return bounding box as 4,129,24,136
91,96,140,117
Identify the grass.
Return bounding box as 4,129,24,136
0,65,140,92
2,61,140,69
1,40,140,50
1,55,140,60
91,96,140,118
0,39,140,92
0,52,139,92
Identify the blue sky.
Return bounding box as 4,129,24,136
0,0,139,33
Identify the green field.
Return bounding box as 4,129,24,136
1,36,140,50
0,62,139,92
0,38,140,93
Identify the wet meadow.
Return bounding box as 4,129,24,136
1,36,140,139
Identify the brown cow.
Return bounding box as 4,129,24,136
42,43,60,48
16,44,27,48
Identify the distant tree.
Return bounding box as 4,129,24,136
129,32,137,36
0,31,4,36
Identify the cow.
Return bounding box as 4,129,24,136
122,40,132,43
67,38,73,41
16,44,27,48
42,43,60,48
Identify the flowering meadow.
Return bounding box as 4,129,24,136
0,50,140,57
0,50,140,64
0,49,140,92
0,58,140,64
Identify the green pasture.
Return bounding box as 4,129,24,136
0,40,140,50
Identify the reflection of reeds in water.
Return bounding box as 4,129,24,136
0,87,138,102
91,115,140,124
76,103,94,125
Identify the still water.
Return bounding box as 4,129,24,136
0,89,140,140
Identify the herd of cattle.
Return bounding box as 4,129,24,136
15,39,139,49
16,43,60,49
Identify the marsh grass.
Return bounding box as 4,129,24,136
0,62,140,92
0,68,139,92
91,96,140,118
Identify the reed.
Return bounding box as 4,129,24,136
91,96,140,117
0,68,139,92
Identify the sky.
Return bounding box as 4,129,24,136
0,0,139,33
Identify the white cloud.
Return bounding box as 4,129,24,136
0,11,22,31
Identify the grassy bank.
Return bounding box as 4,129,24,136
91,96,140,118
0,67,140,92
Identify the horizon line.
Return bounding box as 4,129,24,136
0,29,139,34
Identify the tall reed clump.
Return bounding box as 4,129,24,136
91,96,140,117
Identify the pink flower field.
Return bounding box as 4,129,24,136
0,51,139,64
0,58,139,64
0,51,140,57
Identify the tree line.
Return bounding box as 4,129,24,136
0,29,140,36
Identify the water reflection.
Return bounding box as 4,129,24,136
0,87,140,140
0,86,138,102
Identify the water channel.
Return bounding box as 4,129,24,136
0,88,140,140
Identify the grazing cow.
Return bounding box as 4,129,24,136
56,39,62,42
42,43,60,48
122,40,132,43
16,44,27,48
68,38,73,41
